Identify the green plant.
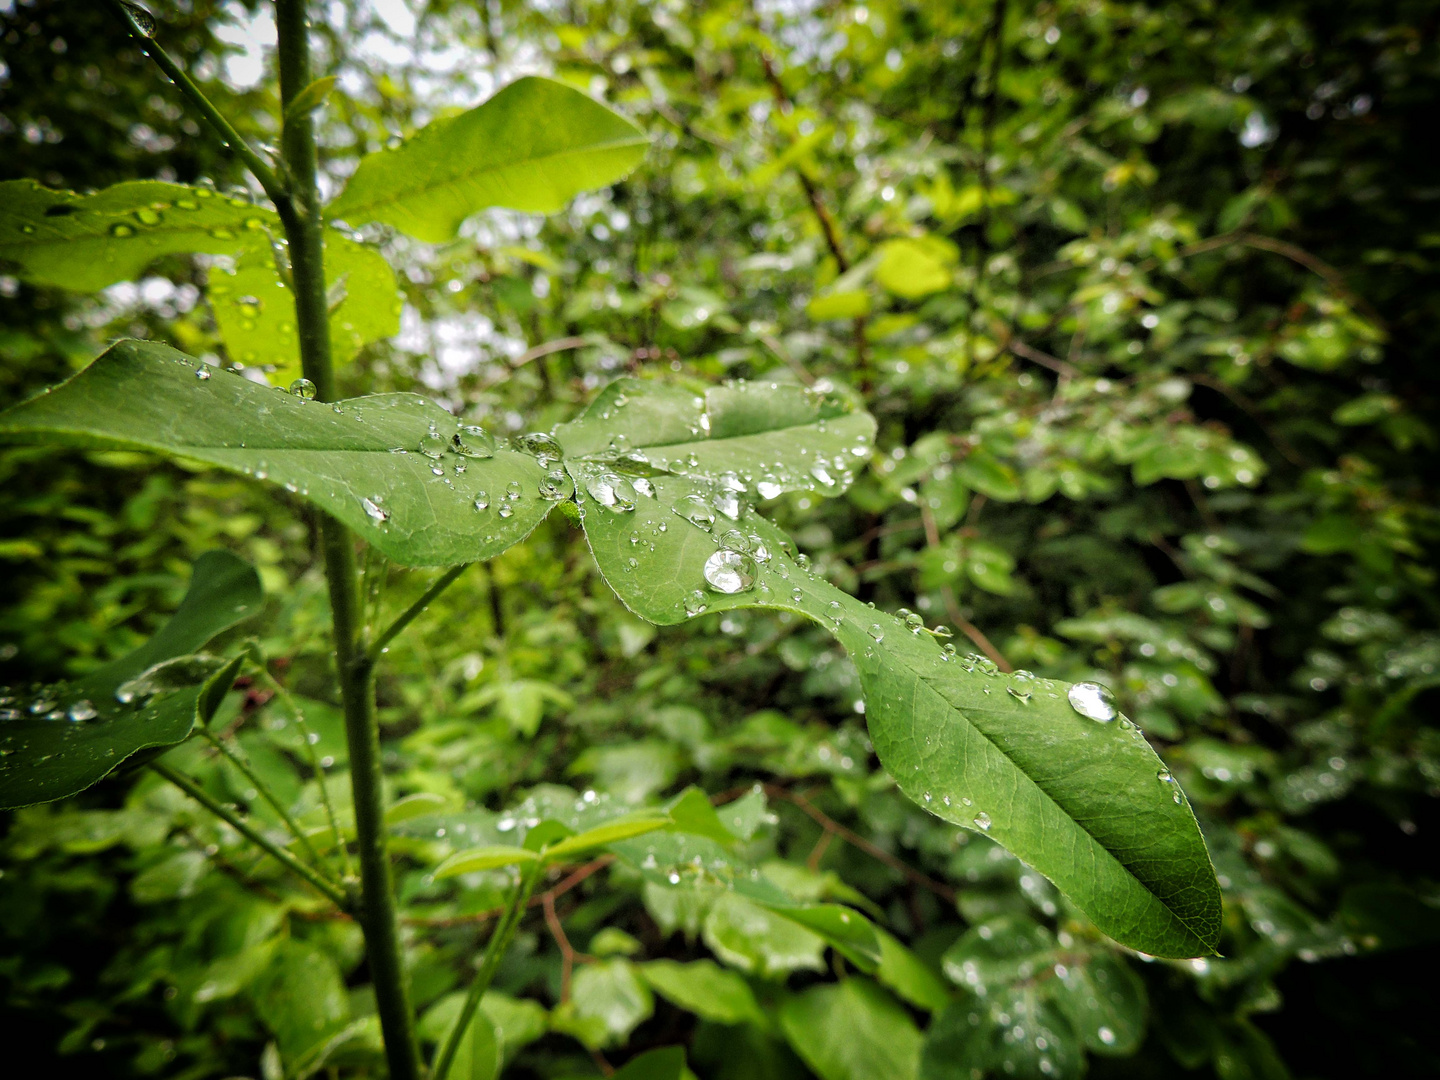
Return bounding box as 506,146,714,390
0,2,1225,1078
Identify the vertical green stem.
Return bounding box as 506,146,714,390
433,863,543,1080
272,3,420,1078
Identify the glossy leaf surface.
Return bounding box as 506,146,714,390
0,340,553,566
327,77,648,242
0,550,261,808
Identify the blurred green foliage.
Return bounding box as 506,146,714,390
2,0,1438,1078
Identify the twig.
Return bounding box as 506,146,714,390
941,585,1013,673
404,857,614,928
152,760,350,909
543,891,591,1003
369,564,472,662
198,725,326,867
509,336,591,370
766,786,956,902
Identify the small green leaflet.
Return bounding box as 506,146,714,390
0,340,554,567
0,550,262,808
327,76,648,242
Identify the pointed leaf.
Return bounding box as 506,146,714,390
638,959,766,1026
327,76,647,242
0,179,275,291
0,340,553,566
779,979,923,1080
576,479,1220,957
432,846,538,880
0,551,260,809
541,810,673,862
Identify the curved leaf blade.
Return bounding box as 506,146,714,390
556,377,874,497
0,551,262,808
327,77,647,243
432,846,538,879
0,179,276,292
0,340,553,566
575,479,1221,957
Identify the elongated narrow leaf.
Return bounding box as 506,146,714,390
573,468,1220,957
327,76,648,242
209,230,401,382
432,846,538,879
541,811,672,862
0,550,262,808
0,340,553,566
0,179,276,291
555,377,874,497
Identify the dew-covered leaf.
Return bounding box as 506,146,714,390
921,987,1084,1080
0,179,277,291
0,340,553,566
556,377,874,498
0,550,261,809
578,493,1220,958
327,77,647,243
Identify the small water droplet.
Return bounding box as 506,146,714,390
683,590,709,617
1067,682,1118,722
1006,685,1032,704
902,610,925,633
473,491,490,511
362,497,389,524
632,476,656,498
1157,769,1174,783
703,550,757,594
973,812,992,831
827,601,843,624
867,624,885,642
134,206,162,226
498,504,514,518
516,431,563,465
418,430,448,459
121,2,157,36
109,223,135,238
1097,1027,1116,1047
67,700,97,722
586,472,636,511
287,377,316,399
539,468,571,500
195,366,212,380
505,480,523,501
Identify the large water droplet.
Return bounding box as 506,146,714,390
418,431,448,459
703,550,756,594
505,480,523,501
1007,685,1032,705
473,491,490,511
902,610,925,634
586,472,636,511
632,477,656,499
452,424,496,458
672,494,715,530
121,2,157,36
538,468,572,500
517,432,563,465
711,488,742,521
1067,682,1117,722
757,475,784,499
288,377,316,400
973,812,992,831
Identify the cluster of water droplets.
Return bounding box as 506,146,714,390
0,687,98,725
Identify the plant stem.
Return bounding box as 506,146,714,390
433,863,542,1080
369,564,471,662
273,2,421,1077
103,0,288,205
151,760,349,909
198,725,327,866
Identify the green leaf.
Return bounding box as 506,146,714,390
0,179,276,291
285,74,338,123
440,1009,501,1080
0,550,261,809
385,791,451,825
0,340,554,566
541,810,673,862
875,930,952,1013
874,237,957,300
208,230,401,382
807,289,872,321
1052,952,1148,1055
921,988,1084,1080
327,76,648,242
779,979,923,1080
576,488,1220,957
703,893,826,978
610,1047,688,1080
550,958,654,1050
638,959,766,1026
555,376,874,495
253,940,351,1066
431,845,538,879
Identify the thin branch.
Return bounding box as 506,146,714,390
766,786,956,902
369,564,472,662
510,336,591,370
1002,336,1078,379
543,891,591,1004
151,760,350,909
941,585,1013,673
198,725,326,867
103,0,288,205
